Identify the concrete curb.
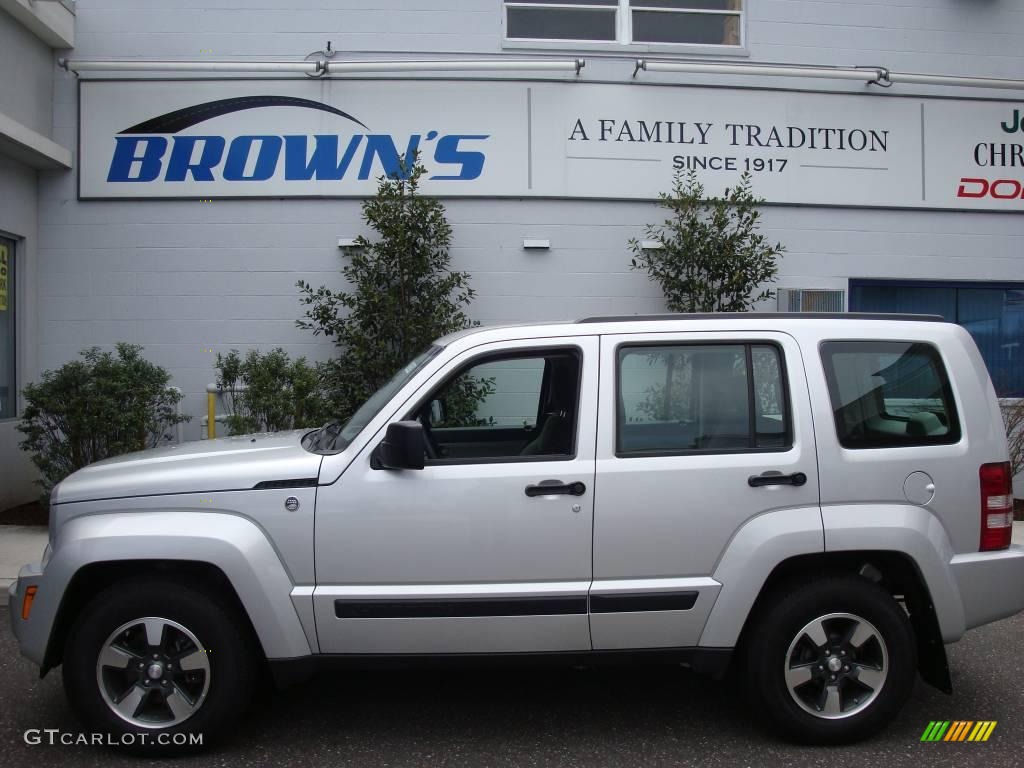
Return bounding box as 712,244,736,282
0,525,47,591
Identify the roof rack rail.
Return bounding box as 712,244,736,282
577,312,945,323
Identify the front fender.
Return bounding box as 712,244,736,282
699,506,824,647
20,511,311,666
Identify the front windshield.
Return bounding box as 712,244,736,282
328,345,442,452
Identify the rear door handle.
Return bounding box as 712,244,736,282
748,471,807,488
525,480,587,497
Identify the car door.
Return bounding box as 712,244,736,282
313,335,598,654
591,331,820,649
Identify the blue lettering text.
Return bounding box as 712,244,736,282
165,136,226,182
107,136,168,182
431,135,488,180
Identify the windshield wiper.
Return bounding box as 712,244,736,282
310,421,344,452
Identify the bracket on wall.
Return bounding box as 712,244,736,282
865,66,893,88
304,41,335,78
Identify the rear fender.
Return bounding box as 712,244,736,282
699,506,824,647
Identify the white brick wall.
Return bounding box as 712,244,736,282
33,0,1024,438
0,7,54,503
0,5,54,136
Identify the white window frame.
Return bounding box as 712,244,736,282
501,0,747,56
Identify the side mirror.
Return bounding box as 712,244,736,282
372,421,426,470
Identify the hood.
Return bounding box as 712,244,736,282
53,430,323,505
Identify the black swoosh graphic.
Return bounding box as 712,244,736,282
119,95,369,134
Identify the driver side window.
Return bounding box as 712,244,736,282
416,349,581,462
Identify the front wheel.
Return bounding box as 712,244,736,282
744,574,917,744
62,577,257,754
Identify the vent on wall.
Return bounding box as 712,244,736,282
778,288,846,313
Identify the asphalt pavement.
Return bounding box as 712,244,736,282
1,604,1021,768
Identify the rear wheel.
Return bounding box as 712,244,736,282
744,575,917,743
62,578,257,754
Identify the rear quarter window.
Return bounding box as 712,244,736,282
820,340,961,449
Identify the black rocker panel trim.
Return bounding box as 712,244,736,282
334,595,588,619
589,591,699,613
268,648,735,689
334,591,700,619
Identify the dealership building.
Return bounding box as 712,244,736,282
1,0,1023,506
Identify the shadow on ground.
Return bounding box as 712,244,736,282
1,606,1020,768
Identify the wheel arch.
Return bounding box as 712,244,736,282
736,550,951,693
43,559,262,675
29,511,312,675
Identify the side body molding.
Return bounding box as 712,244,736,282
27,512,311,666
821,504,966,642
699,507,824,647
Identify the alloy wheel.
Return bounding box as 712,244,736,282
783,612,888,720
95,617,211,729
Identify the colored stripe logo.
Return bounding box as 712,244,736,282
921,721,997,742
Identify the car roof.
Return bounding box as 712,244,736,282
576,312,943,324
434,313,949,349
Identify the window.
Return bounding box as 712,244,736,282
629,0,742,45
820,341,960,450
414,349,581,461
850,280,1024,398
505,0,618,42
616,343,789,455
0,237,14,420
503,0,743,47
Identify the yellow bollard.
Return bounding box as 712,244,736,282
207,391,217,439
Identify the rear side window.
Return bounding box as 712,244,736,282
616,343,791,455
820,341,960,449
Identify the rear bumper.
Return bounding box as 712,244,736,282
950,545,1024,631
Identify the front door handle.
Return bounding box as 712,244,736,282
525,480,587,497
748,471,807,488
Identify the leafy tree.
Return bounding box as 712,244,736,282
427,370,497,429
1002,401,1024,487
18,344,188,496
297,155,478,422
215,348,329,434
629,169,783,312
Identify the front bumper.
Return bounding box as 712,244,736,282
950,544,1024,632
8,562,47,667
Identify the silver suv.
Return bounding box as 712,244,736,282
9,314,1023,751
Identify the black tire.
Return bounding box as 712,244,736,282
62,577,258,755
743,574,917,744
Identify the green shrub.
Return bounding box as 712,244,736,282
630,169,783,312
215,348,329,434
17,343,188,496
296,155,478,424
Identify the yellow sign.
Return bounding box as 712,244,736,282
0,244,8,312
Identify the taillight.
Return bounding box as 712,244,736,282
980,461,1013,551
